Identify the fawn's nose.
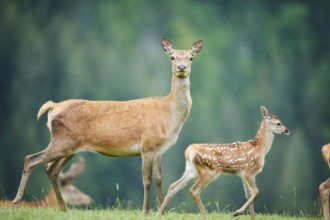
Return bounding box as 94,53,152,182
178,65,186,72
283,128,290,135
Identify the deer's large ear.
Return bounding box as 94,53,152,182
60,156,85,181
191,40,203,55
261,106,271,119
162,38,173,55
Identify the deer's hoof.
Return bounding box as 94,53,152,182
232,210,243,217
12,199,20,205
142,209,150,216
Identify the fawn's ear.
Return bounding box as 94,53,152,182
191,40,203,55
162,38,173,55
261,106,271,119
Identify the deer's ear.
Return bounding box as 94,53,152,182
191,40,203,55
260,106,270,119
162,38,173,55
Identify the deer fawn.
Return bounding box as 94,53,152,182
320,144,330,220
13,38,203,213
157,106,290,219
2,157,92,207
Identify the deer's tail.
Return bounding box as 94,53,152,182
37,101,57,121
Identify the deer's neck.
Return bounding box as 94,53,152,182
168,74,192,122
254,119,275,156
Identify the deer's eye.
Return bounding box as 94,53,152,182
189,57,193,61
276,122,281,126
170,56,175,60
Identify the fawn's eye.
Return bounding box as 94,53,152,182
189,57,193,61
170,56,175,60
276,122,281,126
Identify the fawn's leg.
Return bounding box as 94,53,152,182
242,177,256,220
157,160,197,215
189,170,217,215
233,175,259,218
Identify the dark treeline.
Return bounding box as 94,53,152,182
1,0,330,216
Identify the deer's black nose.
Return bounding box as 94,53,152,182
283,128,290,135
178,65,186,71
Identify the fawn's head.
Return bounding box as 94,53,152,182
261,106,290,135
162,38,203,78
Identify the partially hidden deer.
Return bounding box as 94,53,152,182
2,157,92,207
13,38,203,214
157,106,290,219
320,144,330,220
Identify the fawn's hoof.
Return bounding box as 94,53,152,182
12,199,20,205
156,212,164,216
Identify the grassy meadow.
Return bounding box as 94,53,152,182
0,207,320,220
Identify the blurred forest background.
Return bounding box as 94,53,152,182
1,0,330,216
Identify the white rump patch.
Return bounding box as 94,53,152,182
183,160,198,179
188,148,197,163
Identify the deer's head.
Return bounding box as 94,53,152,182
261,106,290,135
162,38,203,78
57,157,93,206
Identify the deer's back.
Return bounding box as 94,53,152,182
186,141,263,175
47,98,176,156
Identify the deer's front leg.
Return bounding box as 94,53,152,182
141,152,154,215
242,177,256,220
153,155,163,209
233,175,259,218
320,178,330,220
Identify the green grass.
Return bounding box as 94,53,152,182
0,207,320,220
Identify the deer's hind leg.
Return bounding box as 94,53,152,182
157,160,198,215
13,139,75,206
46,155,74,211
189,170,217,215
13,149,49,204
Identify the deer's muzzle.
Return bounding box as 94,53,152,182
283,128,290,135
175,71,188,78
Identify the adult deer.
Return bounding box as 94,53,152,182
2,157,92,207
13,38,203,214
157,106,290,219
320,144,330,220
